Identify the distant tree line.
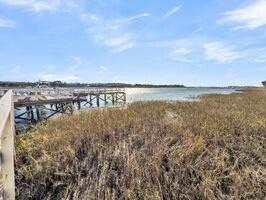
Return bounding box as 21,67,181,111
0,81,185,88
0,81,34,87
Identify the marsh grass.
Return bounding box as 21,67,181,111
15,89,266,199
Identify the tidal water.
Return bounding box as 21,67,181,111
15,87,237,130
126,87,236,102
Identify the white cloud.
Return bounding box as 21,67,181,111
0,17,16,28
118,13,150,23
84,13,149,52
218,0,266,30
146,38,249,64
95,34,135,52
39,73,80,82
164,5,181,19
0,0,62,12
203,42,243,63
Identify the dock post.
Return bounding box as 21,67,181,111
26,106,30,117
30,106,35,122
89,95,92,106
96,94,100,107
112,94,115,105
36,106,40,121
77,100,81,110
104,94,107,104
123,93,126,103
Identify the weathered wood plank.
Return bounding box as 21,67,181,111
0,90,15,200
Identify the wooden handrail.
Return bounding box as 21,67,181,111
0,90,15,200
0,87,126,97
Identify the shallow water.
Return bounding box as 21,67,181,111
126,87,236,102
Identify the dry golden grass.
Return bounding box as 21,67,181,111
15,89,266,199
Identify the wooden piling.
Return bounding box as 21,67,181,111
89,95,92,106
77,100,81,110
123,93,126,102
104,94,107,104
26,106,30,117
36,106,40,121
112,94,115,105
96,94,100,107
30,106,34,122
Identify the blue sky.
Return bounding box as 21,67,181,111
0,0,266,86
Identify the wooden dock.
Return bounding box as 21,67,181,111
0,88,126,125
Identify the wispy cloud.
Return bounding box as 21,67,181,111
173,48,191,55
247,47,266,63
148,37,266,65
217,0,266,30
0,0,62,12
118,13,150,23
164,5,181,19
171,48,193,62
69,56,82,72
83,13,150,52
0,17,16,28
254,55,266,63
145,37,204,63
203,42,243,63
95,33,135,52
99,65,107,73
80,13,99,22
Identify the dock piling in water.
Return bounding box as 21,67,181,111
4,87,126,126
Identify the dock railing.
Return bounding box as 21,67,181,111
0,90,15,200
1,87,126,97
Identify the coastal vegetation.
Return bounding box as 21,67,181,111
15,89,266,199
